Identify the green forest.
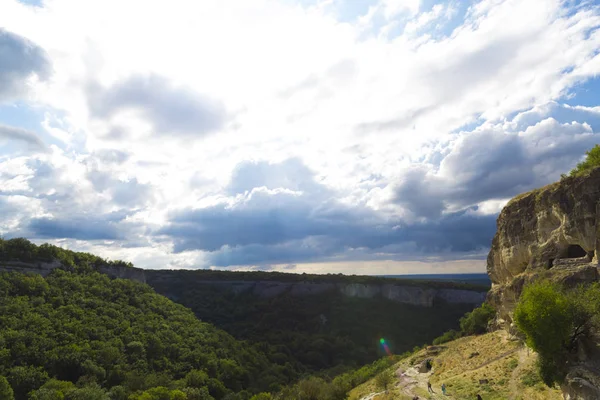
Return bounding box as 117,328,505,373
0,238,486,399
148,279,478,378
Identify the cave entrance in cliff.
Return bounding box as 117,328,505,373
561,244,587,259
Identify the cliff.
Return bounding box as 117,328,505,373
0,259,147,284
486,168,600,325
0,258,486,307
145,272,487,307
486,167,600,399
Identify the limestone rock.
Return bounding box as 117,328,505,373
487,168,600,286
486,167,600,400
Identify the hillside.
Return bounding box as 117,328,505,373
146,270,486,378
0,269,285,399
348,331,562,400
0,238,490,399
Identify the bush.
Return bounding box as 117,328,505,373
375,369,394,391
459,303,495,335
0,376,14,400
514,281,600,386
569,145,600,176
432,330,460,345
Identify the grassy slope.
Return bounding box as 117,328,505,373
348,331,562,400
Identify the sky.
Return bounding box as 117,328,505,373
0,0,599,274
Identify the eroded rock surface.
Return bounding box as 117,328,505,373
486,168,600,399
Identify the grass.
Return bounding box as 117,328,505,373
348,331,562,400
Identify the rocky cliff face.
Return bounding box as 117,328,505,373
145,274,487,307
487,168,600,325
486,168,600,399
0,260,147,284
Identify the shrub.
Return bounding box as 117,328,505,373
569,145,600,176
0,376,14,400
375,369,394,391
514,281,600,386
459,303,495,335
432,329,460,345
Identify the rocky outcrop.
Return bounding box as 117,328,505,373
487,168,600,326
488,168,600,282
0,260,63,276
486,168,600,399
0,260,147,284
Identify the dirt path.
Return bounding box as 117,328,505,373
359,390,386,400
396,366,450,399
508,347,528,400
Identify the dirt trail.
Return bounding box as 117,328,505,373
359,390,386,400
508,347,528,400
396,366,451,399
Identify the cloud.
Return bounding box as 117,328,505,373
0,0,599,272
392,107,600,218
0,124,47,152
0,28,50,102
87,74,228,137
159,158,496,266
27,216,122,240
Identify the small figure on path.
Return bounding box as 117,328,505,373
427,380,434,393
476,395,483,400
441,383,446,395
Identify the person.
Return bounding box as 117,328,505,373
427,380,433,393
441,383,446,395
476,395,483,400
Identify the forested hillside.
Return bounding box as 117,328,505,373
0,269,289,399
148,274,479,379
0,238,487,399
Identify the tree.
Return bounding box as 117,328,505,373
569,144,600,176
514,281,600,386
0,376,14,400
249,393,272,400
375,369,394,392
459,302,495,335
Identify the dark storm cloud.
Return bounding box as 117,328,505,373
27,217,122,240
201,210,495,267
0,29,51,102
0,124,47,152
88,74,227,136
159,158,496,266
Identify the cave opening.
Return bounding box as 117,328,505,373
563,244,587,259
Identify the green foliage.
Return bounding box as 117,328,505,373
249,394,272,400
459,302,495,335
521,368,543,387
0,376,14,400
0,270,284,400
569,144,600,176
148,278,478,380
374,369,393,391
0,237,133,271
514,281,600,387
432,329,460,345
0,239,484,400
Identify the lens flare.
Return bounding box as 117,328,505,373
380,338,393,360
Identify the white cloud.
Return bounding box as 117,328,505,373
0,0,599,272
